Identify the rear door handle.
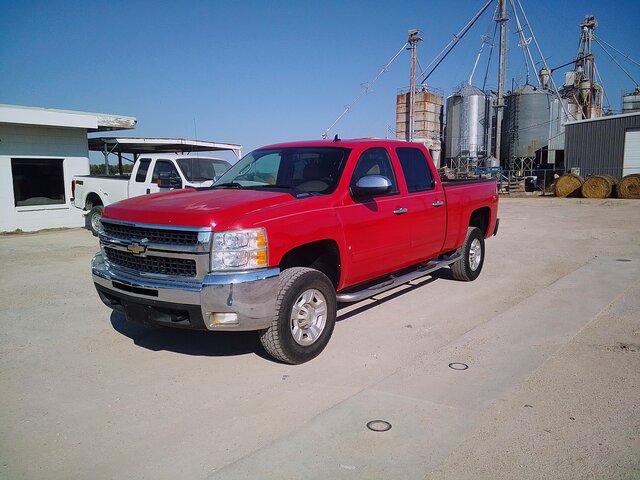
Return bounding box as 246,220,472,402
432,200,444,207
393,207,408,215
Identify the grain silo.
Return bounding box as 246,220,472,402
396,86,444,166
445,84,491,167
623,87,640,114
501,84,552,169
548,97,579,167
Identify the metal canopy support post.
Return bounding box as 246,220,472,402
118,150,123,175
103,141,109,176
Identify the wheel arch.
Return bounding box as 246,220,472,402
278,239,341,289
469,207,491,237
85,192,104,210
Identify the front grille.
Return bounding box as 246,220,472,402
105,247,197,277
102,222,200,246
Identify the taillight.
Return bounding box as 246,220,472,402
71,180,83,197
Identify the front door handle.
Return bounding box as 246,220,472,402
432,200,444,207
393,207,408,215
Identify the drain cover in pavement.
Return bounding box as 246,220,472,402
367,420,392,432
448,362,469,370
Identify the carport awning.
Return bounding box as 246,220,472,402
88,137,243,158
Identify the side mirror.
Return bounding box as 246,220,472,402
158,171,183,189
351,174,392,198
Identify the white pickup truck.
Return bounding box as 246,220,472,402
72,155,231,235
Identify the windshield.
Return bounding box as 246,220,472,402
214,147,350,194
177,158,231,182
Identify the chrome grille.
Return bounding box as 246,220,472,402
102,222,199,246
105,247,197,277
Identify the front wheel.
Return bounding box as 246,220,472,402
87,205,104,236
259,267,337,364
451,226,485,282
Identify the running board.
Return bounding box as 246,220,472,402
336,256,461,303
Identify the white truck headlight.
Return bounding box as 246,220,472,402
211,228,268,271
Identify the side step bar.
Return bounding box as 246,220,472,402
336,255,461,303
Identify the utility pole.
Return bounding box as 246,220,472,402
494,0,507,166
408,29,422,142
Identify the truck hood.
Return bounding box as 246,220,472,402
102,188,300,229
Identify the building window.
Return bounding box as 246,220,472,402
11,158,66,207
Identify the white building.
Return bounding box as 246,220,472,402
0,104,136,232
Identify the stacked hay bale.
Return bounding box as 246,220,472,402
554,174,584,197
618,174,640,199
581,175,617,198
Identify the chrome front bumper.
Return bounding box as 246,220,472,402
92,252,280,331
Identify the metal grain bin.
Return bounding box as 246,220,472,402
623,87,640,114
444,84,490,164
501,84,552,166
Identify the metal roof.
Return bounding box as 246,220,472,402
0,104,136,132
565,111,640,125
87,137,243,157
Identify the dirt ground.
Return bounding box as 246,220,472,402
0,197,639,479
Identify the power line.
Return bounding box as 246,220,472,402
419,0,495,85
594,35,640,69
594,38,639,87
322,42,408,138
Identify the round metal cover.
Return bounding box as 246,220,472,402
367,420,392,432
448,362,469,370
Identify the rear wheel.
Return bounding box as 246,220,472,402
87,205,104,236
451,227,485,282
259,267,337,364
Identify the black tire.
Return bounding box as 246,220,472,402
451,226,485,282
87,205,104,236
259,267,337,364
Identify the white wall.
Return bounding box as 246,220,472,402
0,124,90,232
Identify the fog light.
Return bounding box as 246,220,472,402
207,312,239,327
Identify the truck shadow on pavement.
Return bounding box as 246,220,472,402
109,270,451,360
110,312,272,360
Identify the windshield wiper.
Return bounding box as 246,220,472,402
251,184,298,190
249,184,321,197
211,182,243,189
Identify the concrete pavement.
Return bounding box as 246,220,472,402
1,198,639,479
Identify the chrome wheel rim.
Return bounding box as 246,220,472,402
469,238,482,271
290,289,327,346
91,212,101,232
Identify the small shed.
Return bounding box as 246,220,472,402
0,104,136,232
565,112,640,177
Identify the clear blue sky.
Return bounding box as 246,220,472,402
1,0,639,161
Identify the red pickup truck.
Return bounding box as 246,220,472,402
92,139,499,364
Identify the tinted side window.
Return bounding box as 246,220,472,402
396,147,434,192
350,148,398,195
135,159,151,182
151,160,180,182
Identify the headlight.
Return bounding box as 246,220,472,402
211,228,268,271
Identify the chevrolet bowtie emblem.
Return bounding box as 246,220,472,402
127,242,147,255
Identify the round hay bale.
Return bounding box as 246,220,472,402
581,175,617,199
554,174,584,197
617,174,640,199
